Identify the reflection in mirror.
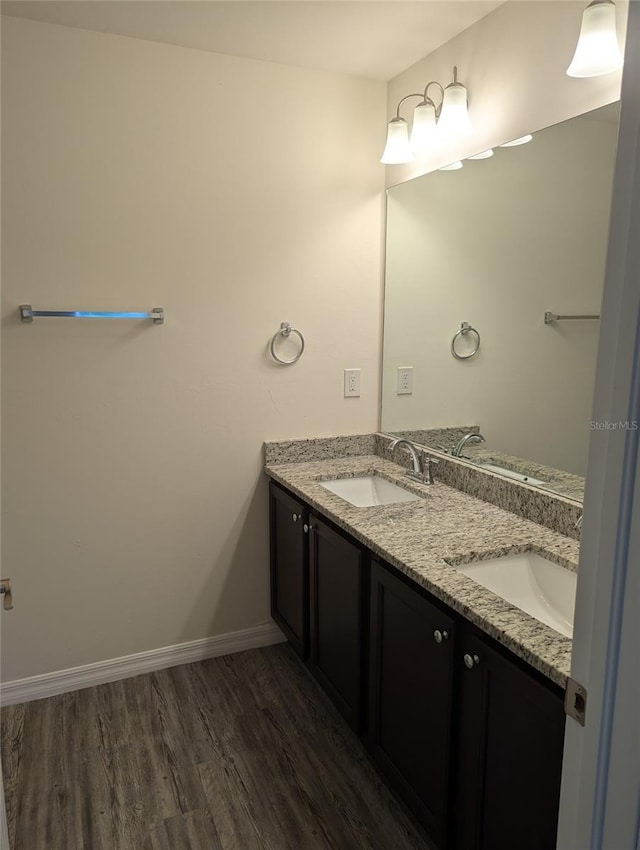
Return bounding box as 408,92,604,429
381,103,620,502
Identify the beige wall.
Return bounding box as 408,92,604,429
1,17,385,680
385,1,626,185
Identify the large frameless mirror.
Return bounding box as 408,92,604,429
380,102,620,502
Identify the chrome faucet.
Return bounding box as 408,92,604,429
452,432,486,458
388,438,421,475
388,438,439,485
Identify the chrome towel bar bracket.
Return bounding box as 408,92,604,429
270,321,305,364
20,305,164,324
451,322,480,360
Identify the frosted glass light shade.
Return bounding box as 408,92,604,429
439,161,464,171
381,118,413,164
438,83,470,140
567,0,623,77
410,101,438,153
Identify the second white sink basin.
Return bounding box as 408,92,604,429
452,551,576,637
320,475,420,507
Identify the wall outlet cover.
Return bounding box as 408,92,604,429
397,366,413,395
344,368,361,398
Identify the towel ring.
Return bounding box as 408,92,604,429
270,322,305,365
451,322,480,360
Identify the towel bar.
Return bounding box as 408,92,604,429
544,312,599,324
20,305,164,324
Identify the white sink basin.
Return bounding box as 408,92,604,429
452,551,576,637
478,463,545,487
319,475,420,508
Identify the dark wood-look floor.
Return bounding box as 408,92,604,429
1,644,435,850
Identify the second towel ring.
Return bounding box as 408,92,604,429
270,322,305,365
451,322,480,360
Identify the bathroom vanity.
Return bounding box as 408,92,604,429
266,439,576,850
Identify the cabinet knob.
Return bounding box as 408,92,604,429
463,653,480,669
292,513,301,523
433,629,449,644
303,523,314,534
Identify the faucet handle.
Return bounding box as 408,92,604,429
423,456,439,485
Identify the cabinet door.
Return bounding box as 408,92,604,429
454,631,565,850
369,560,455,847
309,515,366,732
269,482,308,658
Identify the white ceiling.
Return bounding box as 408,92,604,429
0,0,503,81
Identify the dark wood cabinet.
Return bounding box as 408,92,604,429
269,482,309,658
268,482,566,850
368,559,456,847
308,514,366,732
453,629,565,850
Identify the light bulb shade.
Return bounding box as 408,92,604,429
438,161,464,171
410,101,438,153
438,82,470,139
567,0,623,77
381,118,413,164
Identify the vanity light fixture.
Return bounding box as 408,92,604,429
381,66,470,165
500,135,533,147
438,161,464,171
567,0,623,77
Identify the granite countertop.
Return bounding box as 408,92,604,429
265,453,577,689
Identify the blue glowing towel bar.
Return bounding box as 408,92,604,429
20,305,164,324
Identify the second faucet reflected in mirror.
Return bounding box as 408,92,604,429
453,432,486,458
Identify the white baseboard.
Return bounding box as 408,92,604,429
0,621,286,707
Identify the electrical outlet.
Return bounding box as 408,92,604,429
397,366,413,395
344,368,361,398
